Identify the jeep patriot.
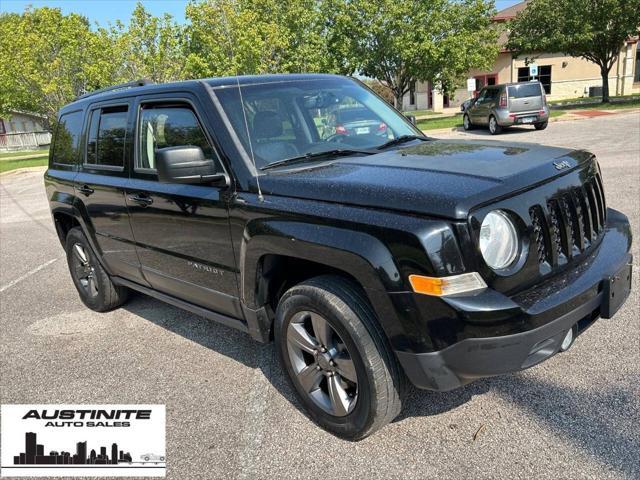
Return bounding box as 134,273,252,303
45,74,632,439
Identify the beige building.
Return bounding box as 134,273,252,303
403,1,640,111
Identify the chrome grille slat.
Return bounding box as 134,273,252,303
578,186,594,243
530,174,606,267
530,206,550,265
585,181,601,234
547,200,567,263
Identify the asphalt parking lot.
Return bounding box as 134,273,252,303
1,111,639,479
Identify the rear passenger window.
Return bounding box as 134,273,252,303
52,111,83,165
85,106,128,168
137,105,214,170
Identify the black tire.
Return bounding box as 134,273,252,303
534,121,548,130
275,275,404,440
65,227,128,312
488,115,502,135
463,113,474,131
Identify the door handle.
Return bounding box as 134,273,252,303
78,185,94,196
128,194,153,207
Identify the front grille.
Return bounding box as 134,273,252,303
529,173,606,267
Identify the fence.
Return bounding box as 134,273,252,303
0,131,52,151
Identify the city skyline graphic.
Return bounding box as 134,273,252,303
13,432,134,466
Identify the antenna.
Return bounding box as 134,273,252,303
220,7,264,202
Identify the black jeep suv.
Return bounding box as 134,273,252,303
45,74,632,439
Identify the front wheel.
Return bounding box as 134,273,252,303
534,121,548,130
463,114,474,131
488,115,502,135
65,227,128,312
275,275,404,440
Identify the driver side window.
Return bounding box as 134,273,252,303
137,104,215,171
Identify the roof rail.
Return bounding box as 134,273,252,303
75,79,153,101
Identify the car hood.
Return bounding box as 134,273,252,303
257,139,594,220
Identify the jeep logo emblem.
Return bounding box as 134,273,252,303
553,160,571,170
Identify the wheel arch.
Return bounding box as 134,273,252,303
240,219,404,344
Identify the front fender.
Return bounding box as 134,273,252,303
240,218,412,347
241,218,403,306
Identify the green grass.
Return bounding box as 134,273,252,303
0,149,47,160
550,110,567,118
417,114,463,131
549,94,640,107
403,109,442,117
567,97,640,110
0,155,49,173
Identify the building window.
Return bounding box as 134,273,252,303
0,119,5,135
635,48,640,82
409,82,416,106
518,65,552,94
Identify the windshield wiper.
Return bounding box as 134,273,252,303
376,134,429,150
260,148,374,171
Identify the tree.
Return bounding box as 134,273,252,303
184,0,333,78
0,7,115,126
324,0,500,108
110,3,187,83
507,0,640,103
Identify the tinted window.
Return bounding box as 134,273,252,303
85,106,128,167
485,88,500,100
137,105,214,170
508,83,543,99
52,111,83,165
336,108,380,123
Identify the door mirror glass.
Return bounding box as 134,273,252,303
156,146,217,184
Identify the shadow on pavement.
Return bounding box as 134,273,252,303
492,375,639,478
124,292,638,477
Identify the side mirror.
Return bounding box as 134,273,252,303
406,115,417,125
156,146,227,186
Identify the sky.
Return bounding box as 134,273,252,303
0,0,523,27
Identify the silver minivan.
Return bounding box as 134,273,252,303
463,81,550,135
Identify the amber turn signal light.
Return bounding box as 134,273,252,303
408,272,487,296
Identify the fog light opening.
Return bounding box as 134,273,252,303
560,327,576,352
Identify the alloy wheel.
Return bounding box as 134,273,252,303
489,117,497,134
286,310,358,416
72,243,98,298
464,115,470,130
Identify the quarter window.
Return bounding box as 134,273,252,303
52,111,83,165
137,105,214,170
85,106,128,167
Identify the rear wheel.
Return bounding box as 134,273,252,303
489,115,502,135
534,121,548,130
463,114,474,131
65,227,128,312
275,275,404,440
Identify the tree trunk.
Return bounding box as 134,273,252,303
600,66,610,103
394,92,404,110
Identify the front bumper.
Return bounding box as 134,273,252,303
395,208,632,391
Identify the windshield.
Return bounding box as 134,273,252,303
213,77,419,170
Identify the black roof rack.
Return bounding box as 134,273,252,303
75,79,153,100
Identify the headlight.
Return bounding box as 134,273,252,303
479,210,519,270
